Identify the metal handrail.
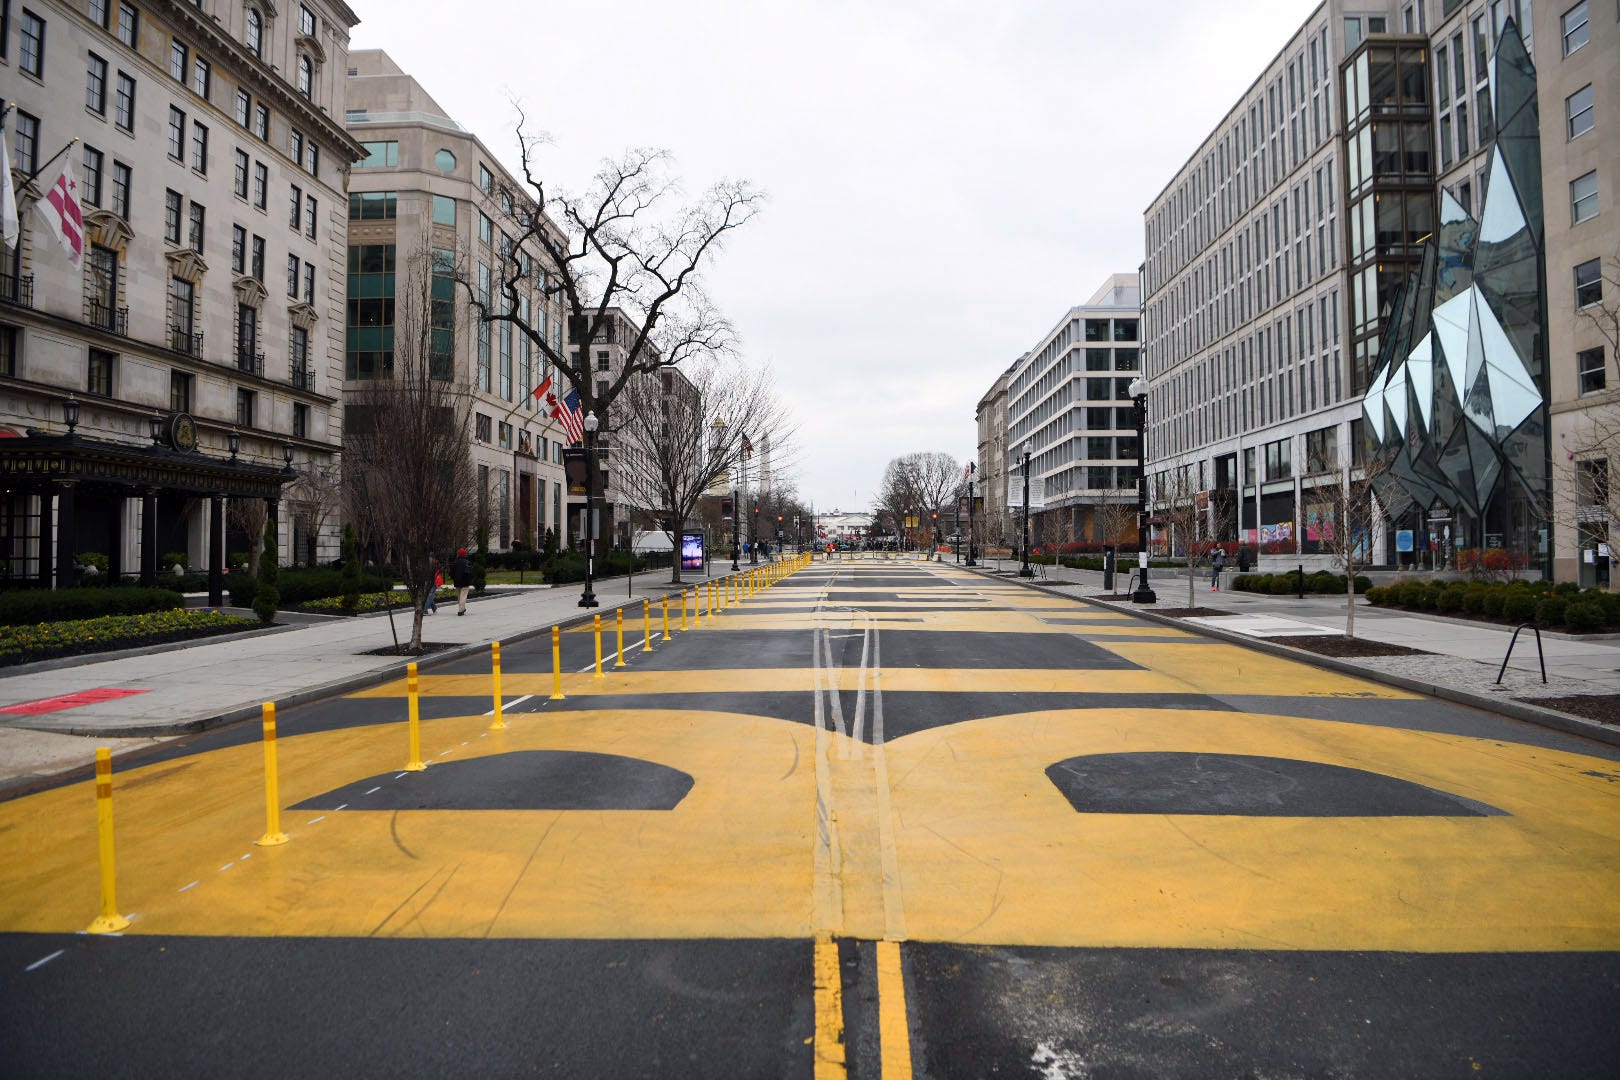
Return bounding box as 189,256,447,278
1495,622,1547,685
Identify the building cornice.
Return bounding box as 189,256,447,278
155,0,367,162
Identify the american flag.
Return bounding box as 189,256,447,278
534,375,586,444
35,160,83,267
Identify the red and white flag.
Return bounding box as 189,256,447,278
34,160,83,267
535,375,584,444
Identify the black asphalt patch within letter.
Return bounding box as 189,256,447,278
293,750,694,811
1045,752,1503,817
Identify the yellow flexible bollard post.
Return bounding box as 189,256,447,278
681,590,689,630
708,580,715,618
643,599,654,652
550,625,565,700
615,608,628,667
405,662,427,771
256,702,289,846
593,614,604,679
86,748,130,934
489,641,506,729
662,594,671,639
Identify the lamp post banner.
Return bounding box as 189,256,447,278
1006,488,1045,511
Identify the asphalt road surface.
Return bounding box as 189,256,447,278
3,557,1619,1078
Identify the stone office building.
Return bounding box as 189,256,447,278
342,49,569,551
1,0,361,593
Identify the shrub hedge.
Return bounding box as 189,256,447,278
229,568,389,608
0,586,184,627
1231,572,1372,595
1366,577,1620,631
0,609,257,665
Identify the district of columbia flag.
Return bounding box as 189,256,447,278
0,107,18,252
35,158,84,267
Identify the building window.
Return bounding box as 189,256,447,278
289,185,301,229
0,325,15,377
357,141,397,168
234,149,250,198
1562,1,1589,54
191,122,208,173
595,350,609,371
346,243,396,379
498,421,513,450
11,112,37,176
1578,347,1606,394
251,235,265,281
232,224,247,274
111,161,130,218
19,8,44,79
1572,171,1599,225
306,142,319,177
432,195,456,226
86,52,108,114
90,0,110,29
188,203,205,253
298,4,316,36
305,197,317,239
111,69,133,131
435,149,456,172
297,55,313,98
292,401,309,439
235,89,251,127
88,348,115,397
1304,426,1337,472
81,146,103,207
236,387,256,428
245,7,262,56
253,104,269,141
1566,85,1595,141
253,161,268,209
478,211,492,244
236,303,257,367
287,254,300,297
169,39,187,82
169,276,194,339
291,324,308,374
116,2,137,47
170,370,193,413
164,190,183,244
290,130,304,166
1576,259,1604,308
475,413,492,442
479,164,493,193
303,262,315,303
88,245,117,327
167,106,185,160
1265,438,1292,480
192,57,211,99
348,191,397,220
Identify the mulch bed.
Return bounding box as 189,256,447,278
1267,635,1433,658
1516,694,1620,726
360,641,464,657
1141,607,1229,618
0,623,266,668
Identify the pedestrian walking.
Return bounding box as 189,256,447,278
424,557,441,615
451,547,474,615
1236,545,1251,574
1211,547,1227,590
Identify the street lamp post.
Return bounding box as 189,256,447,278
1018,440,1035,578
966,463,977,566
731,486,741,571
579,411,600,608
750,499,759,564
1129,377,1157,604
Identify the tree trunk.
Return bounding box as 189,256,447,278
1345,568,1357,640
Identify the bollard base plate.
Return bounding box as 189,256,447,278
87,913,131,934
488,718,507,731
255,831,289,847
404,761,428,772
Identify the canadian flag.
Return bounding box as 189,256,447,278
35,160,84,267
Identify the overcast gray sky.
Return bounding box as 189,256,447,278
362,0,1318,513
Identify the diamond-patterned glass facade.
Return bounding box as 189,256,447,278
1361,19,1548,562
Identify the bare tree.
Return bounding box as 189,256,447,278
1152,464,1206,610
344,249,480,651
461,117,764,442
228,497,268,572
875,452,961,550
286,463,343,566
1302,446,1391,640
612,358,794,583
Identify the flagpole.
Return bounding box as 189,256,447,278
17,136,81,193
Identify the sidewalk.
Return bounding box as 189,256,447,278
0,566,735,789
980,559,1620,748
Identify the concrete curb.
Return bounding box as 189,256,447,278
38,592,655,739
972,567,1620,751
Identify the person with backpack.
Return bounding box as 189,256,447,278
1211,547,1227,591
451,547,474,615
